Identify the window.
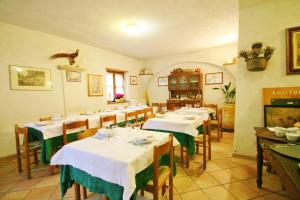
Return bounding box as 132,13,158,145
106,70,125,101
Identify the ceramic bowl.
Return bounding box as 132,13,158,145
286,127,298,134
274,127,286,137
286,133,299,142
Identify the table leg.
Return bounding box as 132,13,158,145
186,148,189,168
74,182,81,200
256,137,263,188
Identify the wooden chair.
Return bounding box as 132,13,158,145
62,119,89,145
160,103,167,113
144,107,154,115
125,111,138,127
62,120,89,198
194,120,211,170
141,135,174,200
145,113,156,121
15,125,41,179
78,128,98,140
136,109,147,124
39,116,52,121
205,104,222,142
152,103,167,113
100,114,117,128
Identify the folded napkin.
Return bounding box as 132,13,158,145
94,131,106,139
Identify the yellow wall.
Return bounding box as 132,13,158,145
234,0,300,157
0,22,144,157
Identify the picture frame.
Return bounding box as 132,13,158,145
158,76,168,86
264,105,300,127
88,74,103,96
130,76,138,85
205,72,223,85
9,65,52,91
286,26,300,74
66,71,81,82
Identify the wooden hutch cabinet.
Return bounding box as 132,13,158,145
167,68,203,110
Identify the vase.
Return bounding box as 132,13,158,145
222,103,235,131
246,57,268,71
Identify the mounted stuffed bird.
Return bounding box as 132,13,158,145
50,49,79,65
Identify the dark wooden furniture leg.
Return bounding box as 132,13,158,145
256,136,263,188
74,182,81,200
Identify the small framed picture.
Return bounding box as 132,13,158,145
88,74,103,96
66,71,81,82
158,76,168,86
9,65,52,90
205,72,223,85
130,76,138,85
286,26,300,74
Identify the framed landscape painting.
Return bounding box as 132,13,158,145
286,26,300,74
264,105,300,127
88,74,103,96
9,65,52,90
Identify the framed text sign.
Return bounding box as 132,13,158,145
263,87,300,105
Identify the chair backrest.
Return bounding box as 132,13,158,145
39,116,52,121
125,111,138,123
145,113,155,121
63,119,89,144
203,119,211,135
100,114,117,128
136,109,146,121
217,108,222,126
144,107,153,115
204,104,218,119
153,134,173,187
15,125,29,152
78,128,98,140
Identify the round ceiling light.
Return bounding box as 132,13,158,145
124,23,142,35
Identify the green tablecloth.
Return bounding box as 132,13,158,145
60,154,176,200
27,118,142,164
28,128,79,164
145,125,204,156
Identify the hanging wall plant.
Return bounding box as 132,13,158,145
238,42,275,71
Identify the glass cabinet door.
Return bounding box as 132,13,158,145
190,75,199,89
169,77,177,90
179,76,189,90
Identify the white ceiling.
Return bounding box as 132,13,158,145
0,0,238,59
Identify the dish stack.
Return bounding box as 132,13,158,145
274,127,300,141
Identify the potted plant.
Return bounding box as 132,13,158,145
238,42,275,71
213,82,236,131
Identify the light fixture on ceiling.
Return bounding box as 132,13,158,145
124,23,142,35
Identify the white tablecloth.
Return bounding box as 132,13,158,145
142,113,207,137
25,106,155,140
51,128,169,200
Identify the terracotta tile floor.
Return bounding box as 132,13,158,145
0,132,292,200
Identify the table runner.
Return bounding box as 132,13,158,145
51,128,171,200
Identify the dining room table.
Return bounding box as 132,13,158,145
142,111,208,168
50,127,177,200
25,106,155,164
